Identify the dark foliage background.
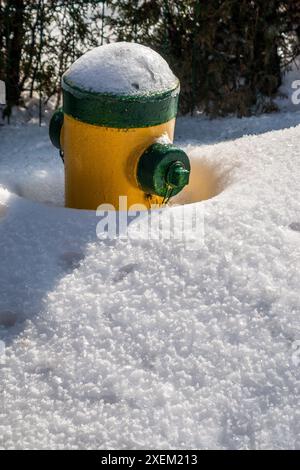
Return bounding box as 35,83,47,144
0,0,300,117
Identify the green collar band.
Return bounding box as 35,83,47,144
62,77,180,128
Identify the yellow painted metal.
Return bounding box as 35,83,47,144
61,114,176,210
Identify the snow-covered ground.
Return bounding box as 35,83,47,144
1,99,300,448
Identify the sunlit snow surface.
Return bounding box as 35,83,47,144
0,107,300,448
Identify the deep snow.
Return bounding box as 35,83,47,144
0,106,300,448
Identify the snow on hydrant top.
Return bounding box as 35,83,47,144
63,42,179,96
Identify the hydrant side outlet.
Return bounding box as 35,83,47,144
49,108,64,150
136,143,190,197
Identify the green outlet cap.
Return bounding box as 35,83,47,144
137,142,190,198
49,108,64,149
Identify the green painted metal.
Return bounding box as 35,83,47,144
62,77,180,128
137,143,190,197
49,108,64,149
166,161,190,188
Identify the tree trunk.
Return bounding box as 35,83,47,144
0,0,5,81
4,0,25,106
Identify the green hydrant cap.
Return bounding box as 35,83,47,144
61,42,180,129
137,143,190,198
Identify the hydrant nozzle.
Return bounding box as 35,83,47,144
49,108,64,150
137,142,190,198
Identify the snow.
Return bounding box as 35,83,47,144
0,76,300,449
62,42,179,96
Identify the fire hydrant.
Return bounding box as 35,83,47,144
49,42,190,210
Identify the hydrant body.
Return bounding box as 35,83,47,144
63,116,176,209
50,42,190,210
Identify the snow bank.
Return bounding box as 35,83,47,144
0,108,300,449
63,42,179,96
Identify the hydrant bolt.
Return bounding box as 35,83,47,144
166,162,190,189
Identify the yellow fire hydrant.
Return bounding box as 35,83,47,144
49,42,190,210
